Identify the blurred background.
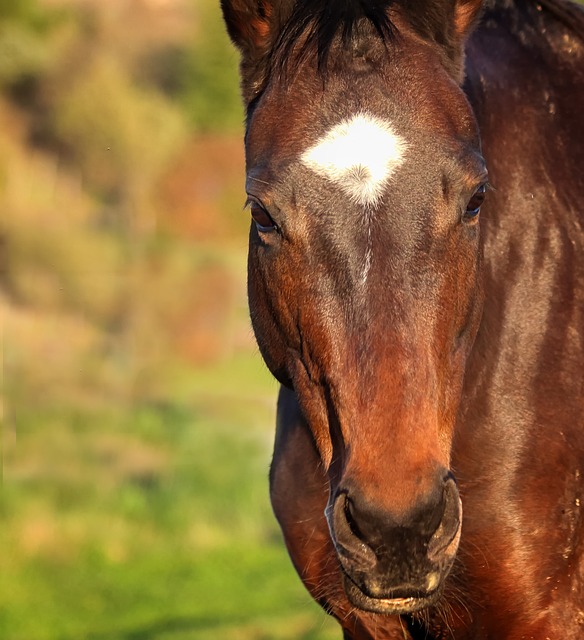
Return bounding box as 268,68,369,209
1,0,337,637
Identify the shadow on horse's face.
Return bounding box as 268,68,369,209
245,25,487,614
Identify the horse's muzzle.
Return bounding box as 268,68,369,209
328,474,462,614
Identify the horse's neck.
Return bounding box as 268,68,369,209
456,0,584,467
503,0,584,43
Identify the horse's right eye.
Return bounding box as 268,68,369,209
464,184,487,221
250,202,277,232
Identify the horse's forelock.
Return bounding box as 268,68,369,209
271,0,397,78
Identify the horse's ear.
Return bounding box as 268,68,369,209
404,0,484,80
221,0,273,57
453,0,484,40
449,0,484,79
221,0,289,103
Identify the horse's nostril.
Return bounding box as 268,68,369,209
344,496,363,540
331,492,377,568
428,478,462,560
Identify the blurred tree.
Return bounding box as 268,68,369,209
0,0,54,88
52,55,186,229
0,0,247,412
176,0,243,133
0,0,48,27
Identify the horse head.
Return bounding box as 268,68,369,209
223,0,487,615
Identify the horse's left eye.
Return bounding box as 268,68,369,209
464,184,487,220
249,201,277,232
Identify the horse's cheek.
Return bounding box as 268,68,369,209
247,259,294,384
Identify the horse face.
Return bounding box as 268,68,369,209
240,11,486,616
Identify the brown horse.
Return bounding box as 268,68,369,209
221,0,584,637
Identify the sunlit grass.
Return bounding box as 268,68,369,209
3,354,338,639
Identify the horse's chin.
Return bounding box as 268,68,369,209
342,574,442,615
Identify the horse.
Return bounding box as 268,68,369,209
220,0,584,637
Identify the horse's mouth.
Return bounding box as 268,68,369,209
342,574,441,615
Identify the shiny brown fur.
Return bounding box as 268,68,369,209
221,0,584,637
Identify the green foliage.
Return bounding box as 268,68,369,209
0,0,53,29
52,55,186,205
6,218,123,321
175,0,243,133
0,21,48,86
0,0,68,87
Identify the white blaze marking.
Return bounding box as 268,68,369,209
361,217,373,284
301,112,407,207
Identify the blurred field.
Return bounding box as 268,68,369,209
1,0,337,638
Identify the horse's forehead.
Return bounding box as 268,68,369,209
248,77,470,173
246,47,479,195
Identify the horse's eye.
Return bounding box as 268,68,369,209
464,184,487,220
250,202,277,232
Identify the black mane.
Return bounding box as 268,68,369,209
272,0,397,75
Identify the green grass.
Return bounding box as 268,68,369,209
2,352,339,640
